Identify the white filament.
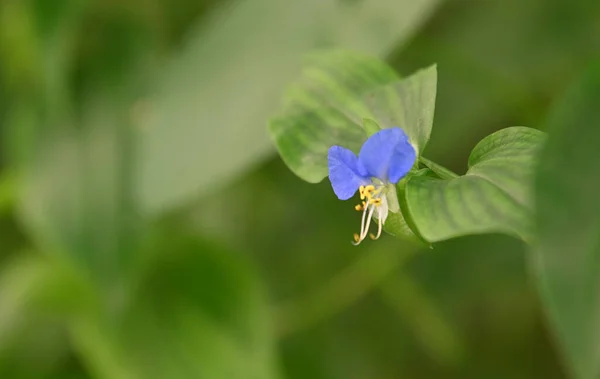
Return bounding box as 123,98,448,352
352,189,389,245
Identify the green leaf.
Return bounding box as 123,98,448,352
71,232,280,379
269,50,397,182
279,50,399,114
419,157,458,180
270,57,437,183
386,171,435,245
400,127,546,243
362,65,437,154
532,63,600,379
137,0,442,213
383,210,423,244
362,118,381,136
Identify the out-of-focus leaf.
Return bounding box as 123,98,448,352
391,0,600,169
0,1,39,92
399,127,545,243
0,171,15,217
269,58,436,183
0,0,87,166
532,63,600,379
137,0,441,213
0,254,90,378
17,97,138,285
0,255,55,350
71,231,280,379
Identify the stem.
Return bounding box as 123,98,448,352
273,241,417,338
378,273,466,366
419,156,459,180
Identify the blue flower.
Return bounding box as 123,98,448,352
328,127,416,245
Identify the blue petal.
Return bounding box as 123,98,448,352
328,146,369,200
357,127,416,183
387,139,417,183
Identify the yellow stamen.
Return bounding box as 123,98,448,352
369,198,382,206
363,185,376,200
353,184,387,245
360,184,380,201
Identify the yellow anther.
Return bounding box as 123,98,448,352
353,233,361,243
354,204,363,211
369,233,380,240
362,185,376,200
369,198,382,206
359,185,366,200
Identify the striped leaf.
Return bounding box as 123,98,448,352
400,127,546,243
269,50,437,183
137,0,442,213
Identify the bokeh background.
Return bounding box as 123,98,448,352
1,0,599,378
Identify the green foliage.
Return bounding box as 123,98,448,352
0,254,89,378
269,51,546,245
533,62,600,379
269,51,436,183
404,127,546,243
0,172,15,216
3,1,600,378
70,231,279,379
268,51,397,183
1,0,445,377
0,232,279,379
18,122,137,286
135,0,441,213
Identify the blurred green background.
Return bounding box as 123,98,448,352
1,0,600,378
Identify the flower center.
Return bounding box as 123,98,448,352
352,184,388,245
